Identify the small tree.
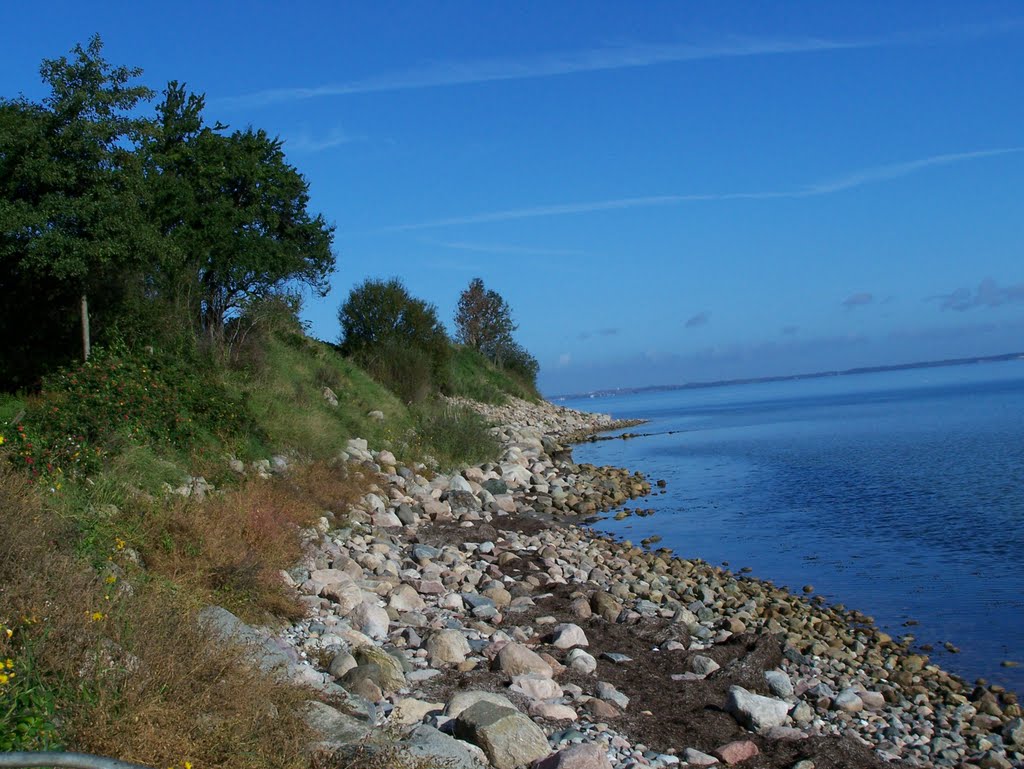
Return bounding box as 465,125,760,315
454,278,517,361
338,278,450,401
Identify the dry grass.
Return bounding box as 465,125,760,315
0,466,315,768
138,461,367,622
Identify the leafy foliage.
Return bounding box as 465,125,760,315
338,278,451,401
4,346,250,480
454,277,516,357
145,83,336,342
0,36,159,384
0,40,335,388
453,278,539,389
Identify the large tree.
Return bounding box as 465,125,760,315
145,82,336,343
0,35,157,371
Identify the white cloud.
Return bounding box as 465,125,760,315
384,147,1024,230
220,20,1024,110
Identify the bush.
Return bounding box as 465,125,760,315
2,345,253,480
411,400,500,469
338,278,450,401
361,340,434,405
444,345,540,404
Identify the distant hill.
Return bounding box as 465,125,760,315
557,351,1024,401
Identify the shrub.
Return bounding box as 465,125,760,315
338,278,450,401
2,345,252,480
141,463,366,621
411,400,500,469
361,340,434,404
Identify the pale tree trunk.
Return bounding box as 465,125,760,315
80,293,91,361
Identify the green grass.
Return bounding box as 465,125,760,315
445,345,540,404
409,399,501,470
0,392,26,425
225,332,415,461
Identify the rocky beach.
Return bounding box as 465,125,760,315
204,397,1024,769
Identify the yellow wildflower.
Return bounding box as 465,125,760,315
0,673,9,685
115,537,126,550
105,574,117,584
4,659,12,669
0,435,5,445
91,611,104,622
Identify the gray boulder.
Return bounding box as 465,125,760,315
726,685,790,733
402,724,487,768
454,701,551,769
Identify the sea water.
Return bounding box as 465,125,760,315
562,360,1024,692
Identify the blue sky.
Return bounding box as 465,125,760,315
4,2,1023,395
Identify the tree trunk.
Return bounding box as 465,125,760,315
80,293,91,361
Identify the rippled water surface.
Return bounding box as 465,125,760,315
562,360,1024,692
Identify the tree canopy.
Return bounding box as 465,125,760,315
145,82,335,341
0,37,336,387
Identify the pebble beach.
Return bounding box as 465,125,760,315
202,397,1024,769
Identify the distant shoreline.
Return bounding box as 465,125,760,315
555,350,1024,401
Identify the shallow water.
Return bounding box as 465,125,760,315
562,360,1024,692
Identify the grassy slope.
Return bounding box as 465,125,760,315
445,345,540,404
230,333,414,460
0,330,542,765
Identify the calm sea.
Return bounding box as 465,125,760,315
561,360,1024,693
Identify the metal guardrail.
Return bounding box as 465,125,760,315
0,753,154,769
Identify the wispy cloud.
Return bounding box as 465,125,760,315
284,128,356,153
222,20,1024,110
804,149,1022,195
223,35,876,110
842,292,875,309
384,147,1024,231
781,325,800,335
931,277,1024,311
421,238,584,257
685,311,711,328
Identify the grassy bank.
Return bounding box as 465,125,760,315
0,321,528,765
